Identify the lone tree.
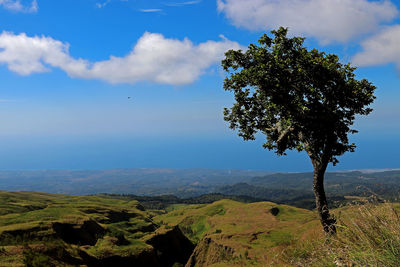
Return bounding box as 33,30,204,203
222,27,376,234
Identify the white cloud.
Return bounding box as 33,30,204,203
96,0,110,8
353,25,400,70
139,8,162,12
0,31,242,85
217,0,398,44
0,32,88,76
165,0,202,7
0,0,38,13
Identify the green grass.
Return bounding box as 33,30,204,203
0,191,159,266
155,199,321,265
165,203,189,212
4,190,400,266
283,203,400,266
87,236,150,258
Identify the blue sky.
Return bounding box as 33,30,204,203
0,0,400,171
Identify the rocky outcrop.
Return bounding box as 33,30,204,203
52,220,105,246
73,226,195,267
22,224,195,267
146,226,195,267
186,236,235,267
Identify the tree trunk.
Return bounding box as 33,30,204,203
313,162,336,235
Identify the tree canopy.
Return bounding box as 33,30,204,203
223,27,375,166
222,27,376,234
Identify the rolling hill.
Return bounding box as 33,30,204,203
1,190,400,266
0,191,193,266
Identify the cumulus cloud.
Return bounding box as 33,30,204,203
217,0,398,44
0,0,38,13
0,31,242,85
352,25,400,70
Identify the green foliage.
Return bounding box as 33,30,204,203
107,228,125,241
23,249,52,267
222,27,376,234
178,215,209,242
222,27,376,165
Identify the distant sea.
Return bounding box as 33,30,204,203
0,134,397,171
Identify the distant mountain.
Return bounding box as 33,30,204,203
212,170,400,209
0,169,400,209
0,168,272,196
246,170,400,198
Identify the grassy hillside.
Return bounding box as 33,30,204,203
0,191,193,266
283,202,400,266
154,199,322,266
155,199,400,266
1,191,400,266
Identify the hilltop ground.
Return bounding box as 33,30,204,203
0,191,399,266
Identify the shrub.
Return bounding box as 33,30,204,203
23,249,53,267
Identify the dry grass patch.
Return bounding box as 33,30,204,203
283,203,400,266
